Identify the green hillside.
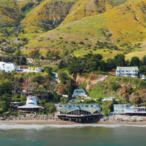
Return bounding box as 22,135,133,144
62,0,141,24
24,0,146,59
0,0,146,59
20,0,79,32
0,5,23,27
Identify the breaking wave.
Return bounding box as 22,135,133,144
0,123,146,130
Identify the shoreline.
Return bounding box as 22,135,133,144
1,120,146,126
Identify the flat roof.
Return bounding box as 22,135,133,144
58,104,99,105
116,66,138,70
17,105,43,109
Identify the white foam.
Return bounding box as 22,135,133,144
0,123,146,130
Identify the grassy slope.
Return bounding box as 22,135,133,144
0,0,40,27
29,0,146,46
0,6,23,27
20,0,79,32
62,0,141,24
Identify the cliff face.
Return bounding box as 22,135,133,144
75,74,106,89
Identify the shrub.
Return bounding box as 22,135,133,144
102,106,110,116
111,83,121,91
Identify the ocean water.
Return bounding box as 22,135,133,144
0,124,146,146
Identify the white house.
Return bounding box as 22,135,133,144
17,95,44,111
116,66,138,77
0,62,18,72
114,104,146,115
102,97,115,102
72,89,87,98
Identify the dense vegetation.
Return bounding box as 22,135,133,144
1,0,146,117
58,53,146,75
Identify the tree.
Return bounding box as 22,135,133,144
45,102,56,113
92,54,103,60
130,56,140,67
129,92,140,105
89,62,98,71
99,60,108,71
117,86,132,102
53,92,61,102
32,75,45,84
44,68,53,77
30,50,40,59
65,79,77,98
102,106,111,116
12,94,20,102
0,94,11,102
139,89,146,103
142,55,146,65
58,72,69,84
20,95,27,102
114,54,126,66
0,81,12,95
0,101,9,112
107,58,116,69
68,58,83,74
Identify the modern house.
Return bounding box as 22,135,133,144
114,104,146,115
0,62,18,72
72,89,87,98
56,104,101,122
116,66,138,77
17,95,44,112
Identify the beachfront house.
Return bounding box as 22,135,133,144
0,62,18,72
72,89,87,98
17,95,44,112
116,66,138,77
114,104,146,115
56,104,101,122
